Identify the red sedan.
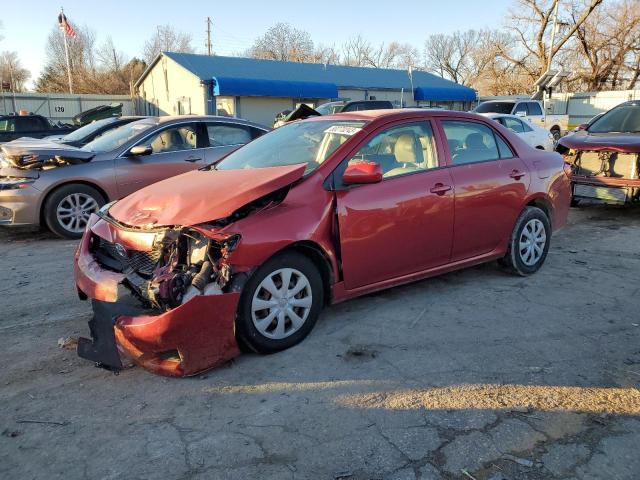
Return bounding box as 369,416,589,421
74,109,571,376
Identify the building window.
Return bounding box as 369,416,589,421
216,97,235,117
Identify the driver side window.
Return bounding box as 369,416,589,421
347,122,438,179
147,125,198,154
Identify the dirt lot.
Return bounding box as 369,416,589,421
0,206,639,480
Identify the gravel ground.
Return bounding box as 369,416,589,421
0,206,639,480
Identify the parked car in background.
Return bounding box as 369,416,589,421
315,100,394,115
474,100,568,141
40,116,147,146
556,100,640,205
274,100,395,128
72,102,123,126
567,112,605,134
0,116,269,238
484,113,555,150
73,109,571,376
0,113,75,143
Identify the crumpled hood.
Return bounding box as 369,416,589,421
109,164,307,228
558,131,640,153
0,139,94,168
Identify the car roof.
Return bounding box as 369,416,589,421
308,108,490,124
153,115,269,130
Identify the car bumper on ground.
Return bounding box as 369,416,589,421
0,185,41,226
74,214,242,377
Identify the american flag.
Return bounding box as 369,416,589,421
58,12,77,38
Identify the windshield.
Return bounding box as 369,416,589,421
474,102,515,114
62,118,117,142
215,119,366,174
588,104,640,133
82,120,155,153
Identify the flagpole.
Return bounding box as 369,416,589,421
61,7,73,94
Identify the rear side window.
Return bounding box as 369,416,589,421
442,121,500,165
206,123,252,146
495,135,515,158
16,116,44,131
527,102,543,116
0,118,16,132
501,117,524,133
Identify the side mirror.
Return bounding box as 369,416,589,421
342,161,383,185
128,145,153,156
577,123,589,131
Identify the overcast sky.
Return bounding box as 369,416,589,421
1,0,514,88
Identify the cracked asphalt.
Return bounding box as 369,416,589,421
0,206,639,480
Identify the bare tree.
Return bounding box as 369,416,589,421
569,0,640,90
143,25,193,64
0,51,30,91
498,0,604,83
341,35,373,67
248,23,315,62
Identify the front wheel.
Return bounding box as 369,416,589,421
500,206,551,276
43,184,105,239
236,251,324,354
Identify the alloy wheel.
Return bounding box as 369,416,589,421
251,268,313,340
519,218,546,266
56,193,99,234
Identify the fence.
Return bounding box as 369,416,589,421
0,92,136,124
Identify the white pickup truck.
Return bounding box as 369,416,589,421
474,100,568,141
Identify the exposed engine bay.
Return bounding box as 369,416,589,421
0,143,94,170
562,150,640,204
90,223,240,311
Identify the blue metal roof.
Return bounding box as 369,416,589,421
158,52,476,101
414,85,476,102
212,76,338,98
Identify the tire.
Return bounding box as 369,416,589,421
43,184,106,239
236,251,324,354
500,206,551,276
551,128,561,143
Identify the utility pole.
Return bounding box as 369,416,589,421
547,0,560,72
206,17,213,56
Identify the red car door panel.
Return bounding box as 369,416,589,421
337,169,454,289
335,121,454,290
439,119,530,261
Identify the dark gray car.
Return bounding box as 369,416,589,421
0,116,269,238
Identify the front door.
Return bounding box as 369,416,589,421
115,122,206,197
335,121,455,290
439,119,530,261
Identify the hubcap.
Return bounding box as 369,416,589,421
251,268,312,340
519,219,546,266
56,193,99,233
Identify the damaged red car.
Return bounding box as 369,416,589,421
556,100,640,205
74,109,571,376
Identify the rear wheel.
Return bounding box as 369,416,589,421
500,206,551,276
43,184,105,239
236,251,324,353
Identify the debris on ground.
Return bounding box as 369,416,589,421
503,454,534,467
57,336,78,350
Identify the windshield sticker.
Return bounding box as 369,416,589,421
324,125,362,136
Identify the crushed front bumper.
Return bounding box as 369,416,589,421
75,214,242,377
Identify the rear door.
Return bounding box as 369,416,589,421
114,122,207,197
438,119,530,261
335,120,455,289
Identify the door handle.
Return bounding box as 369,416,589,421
430,183,452,195
509,170,526,180
185,156,201,163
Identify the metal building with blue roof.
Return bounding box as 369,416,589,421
135,52,477,126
